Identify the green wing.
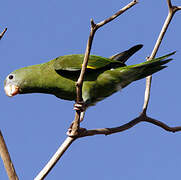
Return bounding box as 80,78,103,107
53,54,123,71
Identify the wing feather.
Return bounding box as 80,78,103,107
53,54,122,71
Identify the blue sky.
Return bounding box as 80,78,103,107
1,0,181,179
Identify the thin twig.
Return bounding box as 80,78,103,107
34,137,75,180
0,131,19,180
71,0,138,136
0,27,18,180
78,116,181,137
142,0,181,115
0,28,7,40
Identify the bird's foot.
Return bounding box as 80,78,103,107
67,126,87,137
74,101,86,112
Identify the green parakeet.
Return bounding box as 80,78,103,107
4,45,174,108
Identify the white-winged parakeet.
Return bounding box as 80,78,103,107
4,45,175,109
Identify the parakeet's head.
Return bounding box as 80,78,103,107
4,72,21,97
4,65,41,97
4,62,64,98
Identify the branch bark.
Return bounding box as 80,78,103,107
78,116,181,137
0,131,19,180
34,137,75,180
142,0,181,114
71,0,138,136
0,28,7,40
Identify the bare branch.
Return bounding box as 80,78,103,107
142,1,181,115
78,116,181,137
0,28,18,180
167,0,172,9
0,28,7,40
0,131,19,180
167,0,181,13
96,0,138,28
35,113,181,180
34,137,75,180
71,0,138,136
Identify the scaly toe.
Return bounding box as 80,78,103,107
74,102,86,112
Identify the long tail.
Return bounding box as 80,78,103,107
119,51,175,88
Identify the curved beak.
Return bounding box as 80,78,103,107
4,84,19,97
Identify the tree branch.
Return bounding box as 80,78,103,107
35,1,181,179
0,131,19,180
0,27,18,180
142,0,181,115
71,0,138,136
0,28,7,40
35,114,181,180
35,1,138,179
34,137,75,180
78,116,181,137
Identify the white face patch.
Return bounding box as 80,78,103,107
4,84,19,97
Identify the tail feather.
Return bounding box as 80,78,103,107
119,52,175,87
127,51,176,69
133,66,167,81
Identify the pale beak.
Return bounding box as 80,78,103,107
4,84,19,97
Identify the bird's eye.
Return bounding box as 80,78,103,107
8,75,14,80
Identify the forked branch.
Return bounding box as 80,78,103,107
71,0,138,136
35,1,138,179
35,114,181,180
35,0,181,179
78,116,181,137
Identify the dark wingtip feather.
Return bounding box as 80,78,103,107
130,44,143,51
112,44,143,63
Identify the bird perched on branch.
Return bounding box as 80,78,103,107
4,45,174,110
